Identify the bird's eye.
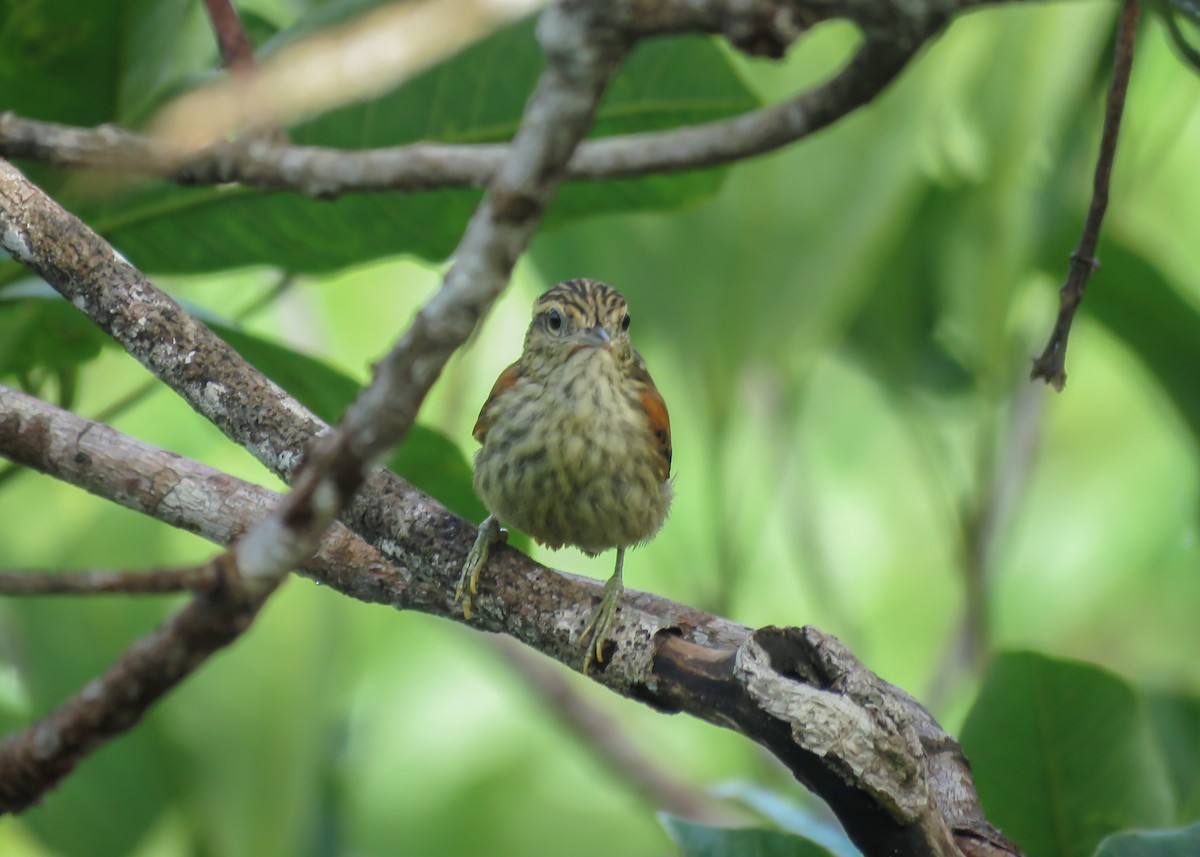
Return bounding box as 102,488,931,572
621,313,631,332
546,309,564,332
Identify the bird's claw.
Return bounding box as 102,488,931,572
579,572,623,675
456,515,504,620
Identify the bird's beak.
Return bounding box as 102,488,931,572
579,325,611,348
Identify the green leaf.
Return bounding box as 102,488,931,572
960,651,1175,857
1093,822,1200,857
0,0,216,151
211,324,488,522
0,289,109,382
1145,691,1200,818
1146,0,1200,75
842,189,975,395
1076,237,1200,450
660,815,839,857
1184,783,1200,822
71,20,757,275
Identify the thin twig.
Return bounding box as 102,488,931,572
200,0,257,72
0,566,218,595
1030,0,1140,390
0,35,922,198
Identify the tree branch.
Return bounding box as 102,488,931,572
0,33,922,197
200,0,257,72
0,0,1039,850
0,385,1022,857
0,0,633,814
1030,0,1140,390
0,566,218,594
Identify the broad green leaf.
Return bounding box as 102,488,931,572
1145,691,1200,818
1072,237,1200,449
1093,822,1200,857
0,0,216,158
70,19,757,274
842,189,975,395
661,815,839,857
0,291,108,383
960,651,1175,857
212,324,488,522
1184,783,1200,822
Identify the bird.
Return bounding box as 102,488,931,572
456,278,673,673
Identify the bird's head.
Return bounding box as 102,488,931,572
520,278,635,375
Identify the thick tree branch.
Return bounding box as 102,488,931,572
0,0,632,814
0,0,1035,850
0,386,425,813
0,0,630,592
0,386,1021,857
0,566,218,594
1030,0,1139,390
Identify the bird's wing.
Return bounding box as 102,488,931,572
472,361,522,445
632,356,672,481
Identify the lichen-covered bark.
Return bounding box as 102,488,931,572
1,387,1021,856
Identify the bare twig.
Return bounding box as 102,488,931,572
0,35,921,198
1030,0,1140,390
200,0,257,72
0,566,218,595
0,385,1022,857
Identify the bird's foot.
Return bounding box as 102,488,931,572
456,515,504,620
579,568,624,675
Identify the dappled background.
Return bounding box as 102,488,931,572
1,1,1199,855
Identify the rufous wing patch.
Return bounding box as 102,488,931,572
640,385,672,482
473,361,522,445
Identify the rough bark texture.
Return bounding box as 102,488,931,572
0,0,1051,852
0,387,1020,856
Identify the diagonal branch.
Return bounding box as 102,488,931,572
0,385,1022,857
0,0,634,813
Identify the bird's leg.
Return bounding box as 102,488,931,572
580,547,625,674
456,514,505,620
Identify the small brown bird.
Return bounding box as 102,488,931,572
457,278,673,672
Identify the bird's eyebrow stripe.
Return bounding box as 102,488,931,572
533,281,628,325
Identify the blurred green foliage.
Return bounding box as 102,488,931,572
2,0,1200,856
